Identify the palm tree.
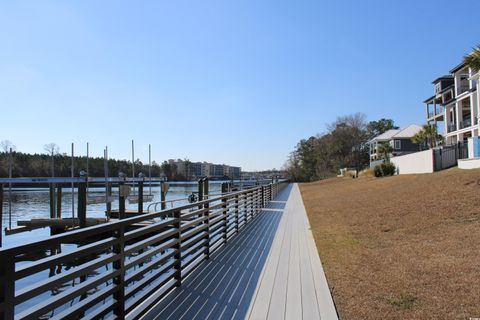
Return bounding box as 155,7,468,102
411,124,442,149
377,142,393,161
464,45,480,73
411,130,427,150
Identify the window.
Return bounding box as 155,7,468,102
394,140,401,150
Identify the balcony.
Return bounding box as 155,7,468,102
460,118,472,129
427,106,444,119
457,84,470,95
447,123,457,133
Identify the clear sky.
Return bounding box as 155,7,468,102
0,0,479,171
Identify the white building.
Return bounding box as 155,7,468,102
424,62,479,145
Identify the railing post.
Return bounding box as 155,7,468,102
222,195,228,243
49,183,56,219
198,178,204,209
204,200,210,259
138,180,144,214
160,181,167,210
119,180,126,219
247,190,252,223
173,210,182,286
204,178,209,200
235,194,239,235
112,226,126,318
0,253,14,320
261,186,265,209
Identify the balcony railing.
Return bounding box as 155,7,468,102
458,85,470,95
447,123,457,133
460,118,472,129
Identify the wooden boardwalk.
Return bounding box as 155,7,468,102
143,184,337,320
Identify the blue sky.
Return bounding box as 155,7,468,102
0,0,479,171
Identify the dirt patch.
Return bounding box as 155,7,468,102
299,168,480,319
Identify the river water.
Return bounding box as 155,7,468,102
1,181,224,248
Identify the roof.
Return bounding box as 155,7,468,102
449,61,467,73
431,75,453,84
392,124,422,138
369,125,423,143
369,129,401,143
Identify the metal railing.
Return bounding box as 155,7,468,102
460,118,472,129
447,123,457,133
0,182,287,320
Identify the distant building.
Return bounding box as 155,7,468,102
368,124,422,166
166,159,241,180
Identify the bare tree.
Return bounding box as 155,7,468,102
44,143,60,177
1,140,16,153
44,143,59,155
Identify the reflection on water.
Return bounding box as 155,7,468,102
1,182,223,248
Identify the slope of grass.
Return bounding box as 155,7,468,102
299,168,480,319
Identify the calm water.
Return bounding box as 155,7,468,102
1,181,224,248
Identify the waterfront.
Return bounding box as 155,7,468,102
0,181,225,248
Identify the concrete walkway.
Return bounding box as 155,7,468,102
144,184,337,320
247,184,338,320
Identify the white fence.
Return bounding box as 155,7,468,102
390,149,434,174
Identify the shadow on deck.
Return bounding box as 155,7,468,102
143,184,292,320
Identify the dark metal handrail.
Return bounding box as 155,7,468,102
0,181,287,320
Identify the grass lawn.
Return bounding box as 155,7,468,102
299,168,480,319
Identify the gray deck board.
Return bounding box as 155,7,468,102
143,184,338,320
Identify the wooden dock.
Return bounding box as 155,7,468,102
144,184,338,320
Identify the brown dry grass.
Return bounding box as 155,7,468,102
299,168,480,320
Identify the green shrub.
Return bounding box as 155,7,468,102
374,165,383,177
374,162,396,177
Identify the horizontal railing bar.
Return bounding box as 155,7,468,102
181,249,206,271
15,252,118,305
82,298,119,320
15,237,118,280
180,207,207,220
125,270,176,318
181,239,207,259
124,218,176,242
181,231,208,251
49,283,118,320
180,224,207,242
16,269,120,320
209,237,225,255
125,250,176,285
180,216,208,232
210,224,226,240
180,253,205,279
125,239,177,270
125,261,176,300
124,228,178,256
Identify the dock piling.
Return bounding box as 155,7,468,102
56,186,62,218
78,179,87,228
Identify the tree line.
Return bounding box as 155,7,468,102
0,142,189,180
283,114,398,182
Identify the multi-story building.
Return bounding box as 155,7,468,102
228,166,241,179
424,62,479,145
166,159,241,180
